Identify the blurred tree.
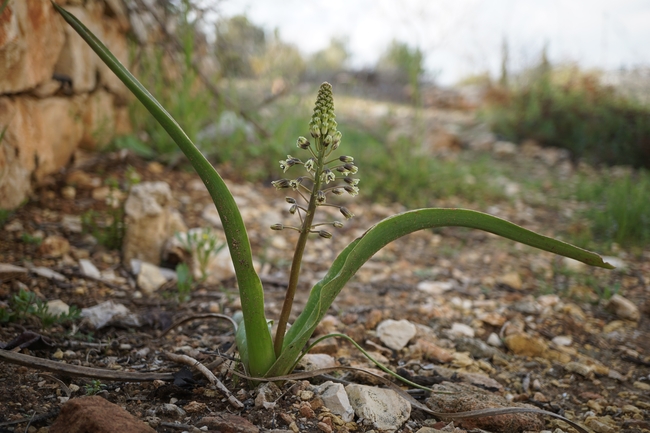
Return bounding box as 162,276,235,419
308,37,350,73
251,30,305,84
376,40,424,85
215,15,266,77
499,37,509,87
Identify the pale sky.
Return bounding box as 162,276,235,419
214,0,650,85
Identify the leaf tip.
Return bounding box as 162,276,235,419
602,261,616,270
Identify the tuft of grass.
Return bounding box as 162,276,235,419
175,262,193,303
20,233,43,246
545,261,621,302
570,168,650,250
345,134,508,207
127,2,216,161
0,209,12,226
81,208,125,250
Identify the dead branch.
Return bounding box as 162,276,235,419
0,349,174,382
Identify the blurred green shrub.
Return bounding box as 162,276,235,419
484,67,650,168
308,37,350,74
81,207,125,250
215,15,266,78
377,40,424,86
128,2,216,159
569,167,650,249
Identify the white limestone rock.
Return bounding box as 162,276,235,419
79,259,101,280
316,381,354,422
137,262,168,295
376,319,416,351
345,384,411,432
122,182,187,267
297,354,337,372
606,294,640,321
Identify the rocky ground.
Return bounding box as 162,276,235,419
1,137,649,433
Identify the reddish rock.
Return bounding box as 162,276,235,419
49,396,155,433
410,338,454,363
114,104,133,135
38,235,71,258
503,333,548,358
80,89,116,150
103,0,130,32
0,1,65,93
197,414,260,433
98,17,129,100
0,96,84,208
53,6,100,93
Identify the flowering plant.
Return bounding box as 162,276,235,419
54,4,613,379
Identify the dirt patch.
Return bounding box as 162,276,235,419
1,151,649,433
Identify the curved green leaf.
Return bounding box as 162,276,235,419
267,208,613,376
52,3,275,376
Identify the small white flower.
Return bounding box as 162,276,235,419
344,185,359,196
322,169,335,184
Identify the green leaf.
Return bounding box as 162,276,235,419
268,208,613,376
52,2,275,376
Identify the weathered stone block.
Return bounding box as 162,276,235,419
53,6,101,93
98,18,130,100
123,182,188,266
80,89,116,149
0,1,65,93
0,96,84,208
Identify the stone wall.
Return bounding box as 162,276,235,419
0,0,132,209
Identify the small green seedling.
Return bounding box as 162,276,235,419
54,4,613,380
84,379,106,395
175,228,226,282
20,232,43,246
0,288,80,329
81,208,125,250
175,262,193,302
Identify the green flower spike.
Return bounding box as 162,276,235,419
271,82,359,356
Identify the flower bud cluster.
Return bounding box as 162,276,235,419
270,82,359,237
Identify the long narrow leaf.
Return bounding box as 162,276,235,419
52,3,275,376
268,208,613,376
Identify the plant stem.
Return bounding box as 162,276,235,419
274,141,325,357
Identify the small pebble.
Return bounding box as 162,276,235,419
487,332,503,347
61,186,76,199
552,335,572,346
449,323,475,338
300,390,314,401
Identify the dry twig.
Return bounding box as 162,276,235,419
0,349,174,382
164,352,244,409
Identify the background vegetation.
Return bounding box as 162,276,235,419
112,2,649,253
483,63,650,169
